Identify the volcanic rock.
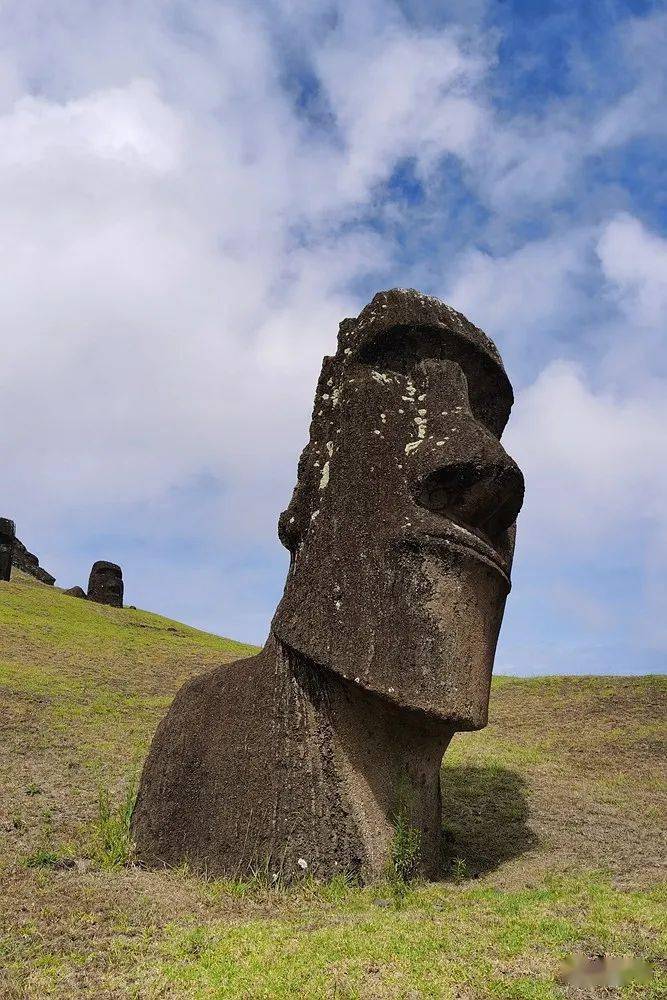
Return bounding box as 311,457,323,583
87,561,124,607
132,288,524,882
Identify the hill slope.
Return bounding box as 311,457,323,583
0,573,665,998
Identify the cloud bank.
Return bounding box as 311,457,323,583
1,0,665,672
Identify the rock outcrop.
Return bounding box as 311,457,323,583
132,289,524,882
1,528,56,585
13,539,56,585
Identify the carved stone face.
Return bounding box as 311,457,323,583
272,289,524,730
87,560,124,608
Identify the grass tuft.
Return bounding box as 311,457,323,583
89,775,137,869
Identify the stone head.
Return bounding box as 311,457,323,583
87,560,124,608
272,289,524,730
0,517,15,582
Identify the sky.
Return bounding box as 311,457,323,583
1,0,666,675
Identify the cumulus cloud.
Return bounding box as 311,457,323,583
0,1,494,632
597,213,667,329
508,360,667,544
0,0,665,666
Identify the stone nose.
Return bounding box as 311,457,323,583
414,444,524,542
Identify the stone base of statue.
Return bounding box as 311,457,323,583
132,635,453,880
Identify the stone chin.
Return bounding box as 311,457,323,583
271,523,513,730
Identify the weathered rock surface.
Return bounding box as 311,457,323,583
0,518,15,582
133,288,524,882
63,586,87,599
87,561,123,607
10,535,56,585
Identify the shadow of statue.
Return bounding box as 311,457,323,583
440,765,538,880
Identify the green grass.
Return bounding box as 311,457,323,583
0,571,665,998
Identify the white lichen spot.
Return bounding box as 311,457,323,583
289,516,295,523
398,408,404,414
310,509,320,522
344,347,352,355
418,394,426,401
354,677,360,683
373,429,381,435
297,858,308,871
331,387,341,406
418,408,427,416
326,441,334,457
388,687,395,693
436,441,445,446
335,600,341,610
405,413,427,454
319,461,330,489
380,413,386,423
371,371,392,385
322,393,329,400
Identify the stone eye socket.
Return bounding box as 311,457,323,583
415,460,524,543
358,324,512,438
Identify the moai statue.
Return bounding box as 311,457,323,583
87,561,123,607
63,586,87,599
132,289,524,880
0,518,16,582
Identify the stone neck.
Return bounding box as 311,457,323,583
270,632,455,878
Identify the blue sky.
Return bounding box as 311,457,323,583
1,0,665,674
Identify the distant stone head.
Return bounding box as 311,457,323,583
0,518,16,582
87,561,123,607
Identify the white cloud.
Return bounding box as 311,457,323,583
0,3,489,546
507,360,667,545
0,1,665,665
597,213,667,329
445,229,591,360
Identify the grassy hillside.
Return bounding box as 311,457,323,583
0,572,665,999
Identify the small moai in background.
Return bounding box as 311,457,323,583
63,585,87,599
0,518,16,581
87,561,124,607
